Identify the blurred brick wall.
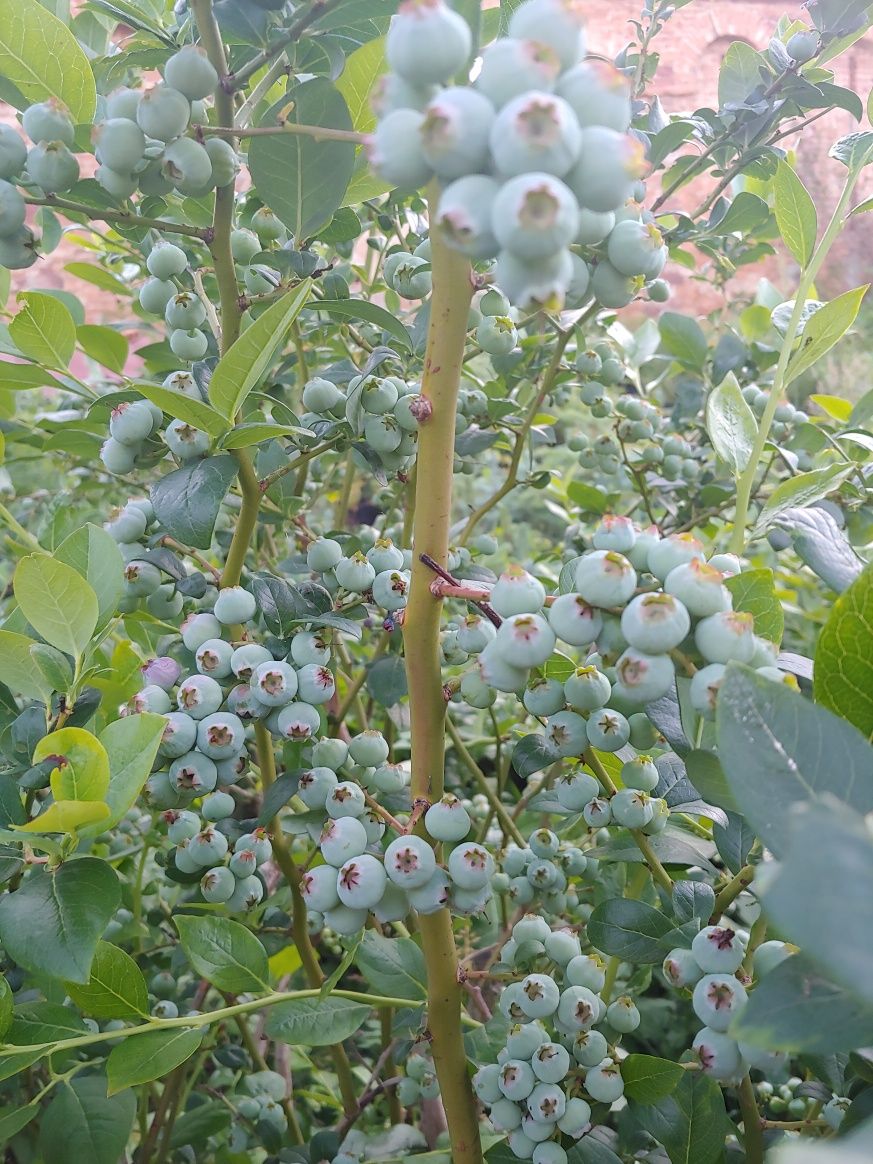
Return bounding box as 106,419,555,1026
5,0,873,331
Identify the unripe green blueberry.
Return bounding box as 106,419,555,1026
0,125,27,178
371,72,437,117
786,30,819,63
136,84,190,142
201,790,235,821
521,676,564,717
557,1096,591,1135
460,669,496,708
447,840,494,890
517,973,560,1020
491,92,581,180
195,638,233,680
584,1059,624,1103
139,276,176,315
607,218,666,278
170,328,209,361
557,59,631,131
386,0,472,85
544,710,588,758
564,665,612,711
229,228,259,264
557,984,600,1031
384,834,437,889
692,925,747,974
165,291,207,331
227,874,264,912
690,662,727,718
491,566,546,617
105,87,141,120
130,683,172,714
495,612,556,668
607,994,640,1033
0,180,25,238
590,259,641,308
176,673,223,720
487,1098,522,1135
648,532,705,581
26,141,79,193
389,253,432,299
495,246,574,310
212,585,256,626
566,126,646,214
169,751,218,796
613,647,675,705
163,808,200,843
477,313,518,356
196,712,245,760
753,940,792,978
648,278,670,302
621,754,659,792
94,118,146,171
180,612,221,652
110,400,156,448
508,0,586,70
336,852,387,910
250,205,284,241
123,559,162,598
476,37,561,109
200,865,236,903
499,1058,537,1102
621,592,690,654
492,172,579,259
692,1028,743,1081
165,418,210,459
162,135,213,194
420,86,494,180
586,707,630,752
662,947,703,988
23,99,75,146
554,769,599,812
273,701,321,741
695,610,756,665
325,779,366,820
544,926,581,964
368,108,432,190
473,1062,503,1104
548,593,604,647
575,549,637,607
159,712,199,759
692,973,747,1032
164,44,219,100
372,568,410,611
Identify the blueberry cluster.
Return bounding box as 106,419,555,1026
370,0,663,310
229,1069,289,1143
395,1046,441,1108
102,368,218,475
473,914,639,1163
301,371,425,476
451,523,790,746
306,534,413,616
300,765,498,934
662,929,793,1082
495,827,590,916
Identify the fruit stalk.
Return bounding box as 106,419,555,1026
403,189,481,1163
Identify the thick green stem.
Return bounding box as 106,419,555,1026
403,190,481,1164
730,166,863,554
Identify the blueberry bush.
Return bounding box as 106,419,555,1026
1,0,873,1161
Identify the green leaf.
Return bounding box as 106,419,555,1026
0,0,96,120
815,563,873,738
13,554,98,658
586,899,676,964
718,40,766,106
106,1027,202,1095
94,713,166,834
763,800,873,1005
725,567,784,642
134,381,228,437
208,283,311,421
9,291,76,369
248,78,356,241
0,974,11,1039
622,1054,685,1103
753,462,853,532
64,941,149,1020
785,284,869,385
366,654,408,707
77,324,128,373
336,35,384,133
0,1101,40,1142
0,857,120,983
150,455,238,550
773,160,817,266
634,1072,732,1164
0,630,53,701
174,914,270,993
308,298,413,352
0,359,63,390
659,312,707,368
716,664,873,856
221,422,311,449
30,642,73,691
54,522,124,630
684,750,737,813
265,996,370,1046
33,726,110,801
733,952,873,1053
704,372,757,476
39,1077,135,1164
357,932,426,1001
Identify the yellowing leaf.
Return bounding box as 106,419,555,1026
33,727,110,802
16,800,110,834
810,393,854,422
268,944,303,978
